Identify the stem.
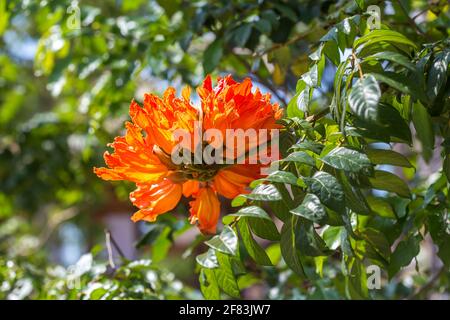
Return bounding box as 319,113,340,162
406,265,446,299
395,0,427,37
105,229,127,267
352,52,364,79
233,53,288,106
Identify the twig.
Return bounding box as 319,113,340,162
233,53,288,106
351,52,364,79
258,31,309,57
395,0,426,37
105,229,116,268
104,229,127,268
412,8,429,21
406,265,446,299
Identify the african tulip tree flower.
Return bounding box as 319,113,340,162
94,75,282,234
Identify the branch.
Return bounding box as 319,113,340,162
395,0,427,37
233,53,288,106
352,51,364,79
406,265,446,299
104,229,127,268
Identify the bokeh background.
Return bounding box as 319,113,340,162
0,0,448,299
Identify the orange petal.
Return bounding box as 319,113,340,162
182,180,200,197
93,167,124,181
213,165,261,199
189,187,220,234
130,179,182,222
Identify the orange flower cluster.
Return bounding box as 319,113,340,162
94,75,282,234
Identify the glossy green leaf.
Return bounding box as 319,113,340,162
248,217,280,241
290,193,327,223
371,72,426,101
238,220,272,266
427,51,449,102
199,268,220,299
412,101,435,161
223,205,271,225
388,235,421,278
354,29,417,50
321,147,372,173
366,148,413,168
203,38,223,73
348,74,381,123
297,222,331,257
280,216,305,276
246,184,282,201
214,252,240,298
368,170,411,198
304,171,345,213
205,226,238,255
322,226,343,250
260,170,298,185
366,196,396,219
364,51,417,72
290,140,324,154
345,258,368,299
281,151,316,166
196,249,219,269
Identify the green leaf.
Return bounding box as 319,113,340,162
223,206,271,225
280,216,305,276
360,228,391,263
248,217,280,241
199,268,220,300
345,258,369,299
428,211,450,267
321,147,372,173
366,196,396,219
364,51,417,73
205,226,238,255
295,84,312,114
214,252,240,298
287,81,307,118
237,274,262,291
281,151,316,166
290,140,324,154
354,29,417,51
259,170,298,185
229,24,252,47
302,63,322,88
348,74,381,123
304,171,345,213
366,148,413,168
290,193,327,223
246,184,282,201
196,249,219,269
372,71,420,98
388,235,421,278
368,170,411,198
238,220,272,266
232,183,282,206
412,101,435,161
151,226,172,263
203,38,223,73
427,51,449,102
337,171,371,215
135,224,166,248
254,18,272,34
297,222,331,257
322,226,343,250
354,103,412,143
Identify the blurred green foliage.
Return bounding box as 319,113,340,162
0,0,449,300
